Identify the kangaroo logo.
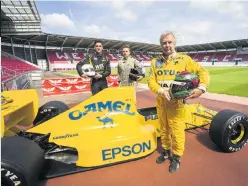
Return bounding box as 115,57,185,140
96,116,114,128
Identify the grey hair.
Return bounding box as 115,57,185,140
159,31,177,45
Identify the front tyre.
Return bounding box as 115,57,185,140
1,136,45,186
209,109,248,153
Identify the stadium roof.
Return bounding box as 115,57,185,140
1,0,41,35
2,33,248,53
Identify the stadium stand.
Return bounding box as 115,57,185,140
1,0,41,35
1,0,248,91
2,55,40,73
1,52,41,82
45,50,154,70
189,51,246,62
1,0,43,91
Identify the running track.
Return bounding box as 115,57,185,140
39,90,248,186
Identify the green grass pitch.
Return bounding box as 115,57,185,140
59,66,248,97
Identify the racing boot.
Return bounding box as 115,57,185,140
169,155,181,173
156,149,171,164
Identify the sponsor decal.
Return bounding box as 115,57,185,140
49,79,62,85
68,101,135,120
174,60,179,65
228,116,247,129
155,60,163,68
53,133,79,140
66,78,78,84
95,64,104,69
75,85,87,90
108,82,114,87
96,116,114,128
229,140,248,152
158,80,173,88
1,168,21,186
42,87,55,92
145,114,158,121
109,76,118,80
57,86,72,91
227,116,248,151
156,69,181,76
102,140,152,161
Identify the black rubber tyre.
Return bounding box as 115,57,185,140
209,109,248,153
1,136,45,186
33,101,69,125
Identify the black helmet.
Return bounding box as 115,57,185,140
129,68,144,81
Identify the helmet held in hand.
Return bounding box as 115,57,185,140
169,71,200,100
81,64,96,77
129,68,144,81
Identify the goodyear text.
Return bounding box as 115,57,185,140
53,133,79,140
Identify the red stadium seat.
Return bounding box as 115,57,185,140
1,55,40,81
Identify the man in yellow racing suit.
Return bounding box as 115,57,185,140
148,32,210,173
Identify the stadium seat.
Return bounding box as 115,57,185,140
1,55,40,82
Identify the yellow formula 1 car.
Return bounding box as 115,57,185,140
1,87,248,186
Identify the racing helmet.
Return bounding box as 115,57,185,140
81,64,95,77
169,71,200,100
129,68,144,81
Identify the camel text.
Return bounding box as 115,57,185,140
68,101,135,120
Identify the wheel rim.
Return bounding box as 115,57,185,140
231,122,246,144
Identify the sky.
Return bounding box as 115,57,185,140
36,0,248,46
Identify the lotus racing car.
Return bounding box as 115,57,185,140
1,87,248,186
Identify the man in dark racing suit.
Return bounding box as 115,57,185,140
76,40,111,95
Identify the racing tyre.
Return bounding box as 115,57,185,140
1,136,45,186
209,109,248,153
33,101,69,125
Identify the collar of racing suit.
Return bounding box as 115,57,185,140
95,51,103,58
123,56,131,61
161,52,177,62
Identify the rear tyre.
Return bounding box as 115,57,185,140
209,109,248,153
33,101,69,125
1,136,45,186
